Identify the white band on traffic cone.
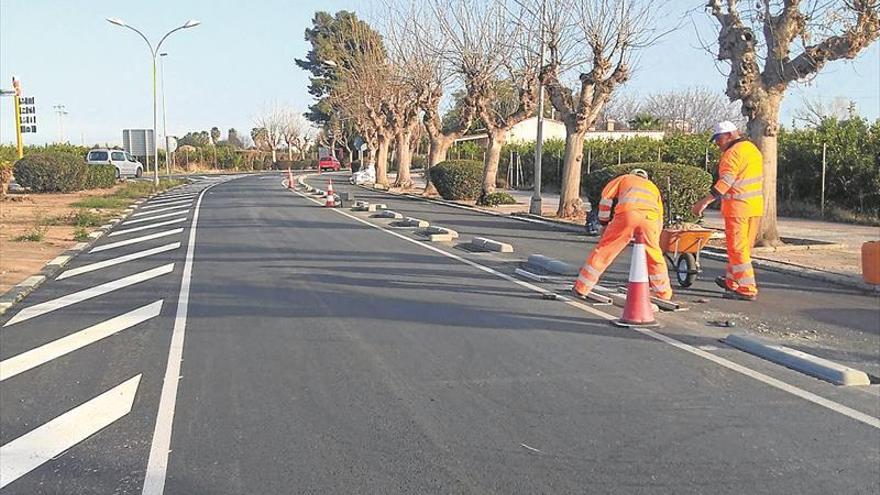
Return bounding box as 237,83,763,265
628,241,649,283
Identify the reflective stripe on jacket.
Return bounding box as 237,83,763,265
596,174,663,224
714,139,764,217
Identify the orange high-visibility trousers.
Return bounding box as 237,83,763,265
573,211,672,300
724,216,760,296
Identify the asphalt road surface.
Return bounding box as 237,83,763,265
1,172,877,494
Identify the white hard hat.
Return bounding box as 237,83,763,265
630,168,648,179
711,121,739,140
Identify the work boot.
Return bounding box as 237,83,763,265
722,291,756,301
714,276,727,290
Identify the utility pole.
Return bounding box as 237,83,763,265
53,104,68,143
529,0,546,216
160,52,171,175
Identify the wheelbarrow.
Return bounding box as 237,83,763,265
660,227,714,287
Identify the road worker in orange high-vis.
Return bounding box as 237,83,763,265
692,121,764,301
572,168,673,301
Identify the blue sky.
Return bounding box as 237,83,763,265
1,0,877,146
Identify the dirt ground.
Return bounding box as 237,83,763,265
0,185,125,293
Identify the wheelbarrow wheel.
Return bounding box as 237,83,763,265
675,253,697,288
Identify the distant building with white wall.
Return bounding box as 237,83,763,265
454,116,664,147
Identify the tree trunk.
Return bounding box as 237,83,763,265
557,127,587,218
746,92,783,247
375,133,390,186
478,130,506,204
287,146,293,161
424,134,454,195
393,129,414,189
271,148,277,163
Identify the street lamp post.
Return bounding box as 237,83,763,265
159,52,171,176
529,0,546,216
107,17,200,186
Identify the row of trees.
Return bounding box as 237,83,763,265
177,108,315,163
297,1,879,245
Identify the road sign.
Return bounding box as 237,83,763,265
123,129,155,157
17,95,36,133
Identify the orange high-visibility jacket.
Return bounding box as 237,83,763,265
596,174,664,225
714,139,764,217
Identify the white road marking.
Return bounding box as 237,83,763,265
295,186,880,430
109,218,187,237
90,229,183,253
132,204,190,216
0,374,141,488
141,199,192,209
57,243,180,280
3,264,174,327
156,192,197,200
142,180,223,495
0,301,162,381
123,210,189,225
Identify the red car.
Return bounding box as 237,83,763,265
318,156,341,172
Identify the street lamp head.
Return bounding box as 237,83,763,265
160,52,168,57
106,17,127,27
182,20,201,28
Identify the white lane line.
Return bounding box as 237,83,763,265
0,375,141,488
3,264,174,327
295,187,880,430
132,204,190,217
156,192,197,199
143,180,225,495
124,210,189,225
109,218,187,237
90,229,183,253
1,301,162,381
141,199,192,209
57,243,180,280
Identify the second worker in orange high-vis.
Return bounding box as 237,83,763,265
692,121,764,301
572,168,673,301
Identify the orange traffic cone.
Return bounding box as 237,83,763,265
614,229,659,327
325,178,337,207
287,168,294,190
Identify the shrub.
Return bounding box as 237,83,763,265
428,160,483,200
275,159,317,170
483,191,517,206
411,154,426,170
73,227,90,241
85,164,116,189
584,162,712,225
13,152,88,192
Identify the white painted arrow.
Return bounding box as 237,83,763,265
1,301,162,381
0,374,142,488
4,264,173,327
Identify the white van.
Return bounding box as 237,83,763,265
86,149,144,178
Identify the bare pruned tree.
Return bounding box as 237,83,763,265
706,0,880,245
280,108,312,160
792,95,858,127
432,0,541,204
536,0,668,217
254,105,284,162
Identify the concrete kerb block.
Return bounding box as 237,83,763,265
724,333,871,386
374,210,403,220
403,217,430,228
470,237,514,253
526,254,579,277
419,226,459,242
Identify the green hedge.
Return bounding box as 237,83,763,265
482,191,517,206
275,159,317,170
13,152,88,192
85,164,116,189
584,162,712,224
428,160,483,200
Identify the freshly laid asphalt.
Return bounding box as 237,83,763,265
0,172,877,494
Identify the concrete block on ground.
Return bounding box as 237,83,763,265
426,226,459,239
470,237,514,253
527,254,578,276
724,333,871,386
374,210,403,219
403,217,429,228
